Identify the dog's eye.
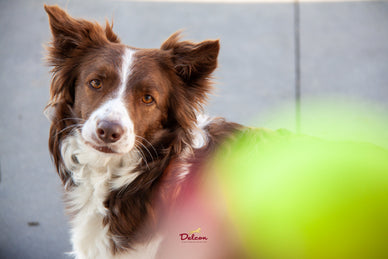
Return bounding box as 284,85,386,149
142,95,154,104
89,79,102,89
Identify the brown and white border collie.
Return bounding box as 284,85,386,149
45,5,242,259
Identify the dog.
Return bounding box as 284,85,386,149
44,5,243,259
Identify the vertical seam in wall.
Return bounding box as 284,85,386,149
294,0,301,134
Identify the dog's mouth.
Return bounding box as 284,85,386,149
85,141,117,154
93,145,116,154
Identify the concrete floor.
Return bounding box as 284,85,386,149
0,0,387,258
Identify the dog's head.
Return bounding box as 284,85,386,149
45,5,219,168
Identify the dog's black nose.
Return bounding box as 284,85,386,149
96,120,125,143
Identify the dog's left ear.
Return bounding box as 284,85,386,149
161,32,220,88
161,32,219,149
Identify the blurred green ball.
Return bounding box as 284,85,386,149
213,129,388,259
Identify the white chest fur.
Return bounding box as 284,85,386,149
60,134,161,259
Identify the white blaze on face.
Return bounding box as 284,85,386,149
81,47,137,154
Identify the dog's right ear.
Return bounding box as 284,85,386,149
44,5,119,57
44,5,120,106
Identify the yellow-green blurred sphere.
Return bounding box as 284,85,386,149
214,129,388,259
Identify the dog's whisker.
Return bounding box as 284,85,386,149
135,136,158,159
58,118,86,123
135,135,157,153
55,124,83,138
135,140,155,164
54,117,86,126
134,145,150,170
